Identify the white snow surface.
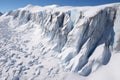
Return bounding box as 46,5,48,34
88,52,120,80
0,3,120,80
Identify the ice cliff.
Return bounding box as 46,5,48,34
0,3,120,80
0,12,2,16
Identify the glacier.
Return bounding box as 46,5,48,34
0,3,120,80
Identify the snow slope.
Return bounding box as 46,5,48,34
88,53,120,80
0,3,120,80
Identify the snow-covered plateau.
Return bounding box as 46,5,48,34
0,3,120,80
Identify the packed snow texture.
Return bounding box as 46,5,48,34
0,3,120,80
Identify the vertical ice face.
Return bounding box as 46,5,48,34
0,3,120,80
0,12,2,16
113,6,120,51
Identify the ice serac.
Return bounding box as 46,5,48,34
0,3,120,80
0,12,2,16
